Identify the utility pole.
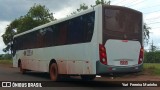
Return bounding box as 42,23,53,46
150,40,157,63
151,40,154,52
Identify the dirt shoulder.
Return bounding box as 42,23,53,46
102,74,160,81
1,63,160,81
0,63,12,68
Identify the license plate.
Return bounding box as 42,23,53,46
120,60,128,65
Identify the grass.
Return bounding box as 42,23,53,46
143,63,160,75
0,59,12,64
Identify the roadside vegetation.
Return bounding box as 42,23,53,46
143,41,160,76
143,63,160,75
0,59,12,64
0,54,12,64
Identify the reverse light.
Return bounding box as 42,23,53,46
138,47,144,64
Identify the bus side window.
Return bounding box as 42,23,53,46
68,19,75,44
36,29,45,48
32,31,37,48
51,24,60,46
44,27,54,47
86,12,95,42
18,36,23,50
58,22,67,45
77,16,84,43
67,17,84,44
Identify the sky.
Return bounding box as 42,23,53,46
0,0,160,54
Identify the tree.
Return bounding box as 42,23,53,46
91,0,110,7
70,3,88,15
143,23,150,44
77,3,88,12
95,0,108,5
27,4,55,23
71,0,110,15
2,4,56,53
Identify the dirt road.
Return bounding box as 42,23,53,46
0,64,159,90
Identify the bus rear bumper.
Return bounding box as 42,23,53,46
96,61,143,75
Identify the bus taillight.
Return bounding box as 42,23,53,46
138,47,144,64
99,44,107,65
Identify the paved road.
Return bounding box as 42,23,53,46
0,64,159,90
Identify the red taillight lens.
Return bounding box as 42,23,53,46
99,44,107,65
138,47,144,64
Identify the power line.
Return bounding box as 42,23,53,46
144,9,160,14
145,16,160,20
110,0,118,4
123,0,137,6
125,0,145,7
147,22,160,25
138,4,160,10
150,26,160,29
113,0,126,5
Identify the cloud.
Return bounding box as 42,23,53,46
0,0,96,54
0,0,96,21
53,7,74,19
0,0,78,21
144,11,160,20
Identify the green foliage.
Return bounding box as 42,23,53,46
143,63,160,75
77,3,88,12
2,4,56,53
143,23,150,44
71,0,110,15
91,0,110,7
27,4,55,23
0,54,12,60
95,0,106,5
144,44,160,63
144,51,160,63
0,60,12,64
71,3,88,15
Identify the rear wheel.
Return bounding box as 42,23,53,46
49,63,59,81
19,62,26,74
81,75,96,81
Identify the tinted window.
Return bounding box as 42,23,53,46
58,22,67,45
67,11,95,44
68,17,82,43
103,7,142,44
15,11,95,50
44,27,54,47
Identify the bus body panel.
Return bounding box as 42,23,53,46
105,39,141,66
96,61,143,74
96,39,143,74
12,7,99,75
12,5,143,76
96,5,143,74
13,43,97,74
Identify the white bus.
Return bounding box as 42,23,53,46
12,5,143,81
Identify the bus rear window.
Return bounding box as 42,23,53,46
103,7,142,44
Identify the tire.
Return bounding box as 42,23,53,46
19,62,26,74
49,63,59,81
81,75,96,81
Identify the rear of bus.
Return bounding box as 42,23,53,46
96,5,143,74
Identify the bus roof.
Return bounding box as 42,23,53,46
13,6,96,38
13,5,141,38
